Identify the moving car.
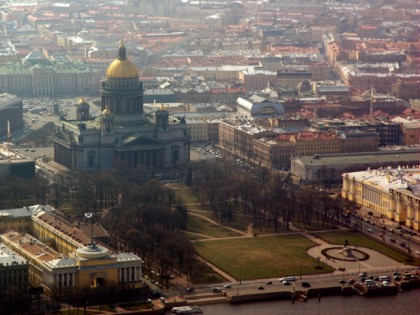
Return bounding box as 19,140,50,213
279,276,295,282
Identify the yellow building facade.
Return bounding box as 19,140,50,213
0,206,143,294
1,230,143,295
342,167,420,231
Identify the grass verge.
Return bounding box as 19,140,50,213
188,214,242,238
315,231,420,265
195,235,333,280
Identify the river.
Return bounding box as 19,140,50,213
167,289,420,315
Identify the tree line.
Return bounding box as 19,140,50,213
189,159,357,232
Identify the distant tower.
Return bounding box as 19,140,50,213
7,120,10,141
100,107,114,134
156,104,169,130
76,97,90,121
370,87,375,120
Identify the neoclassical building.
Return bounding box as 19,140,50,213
54,42,189,171
0,205,143,294
0,49,100,96
1,231,142,295
342,166,420,231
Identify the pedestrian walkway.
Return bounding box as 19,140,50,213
189,212,248,236
196,256,237,282
307,243,409,274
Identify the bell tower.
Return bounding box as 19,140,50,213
156,104,169,130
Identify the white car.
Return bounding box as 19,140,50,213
415,250,420,255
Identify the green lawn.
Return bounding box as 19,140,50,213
187,214,242,238
184,232,212,241
193,263,227,284
195,235,333,280
315,231,420,265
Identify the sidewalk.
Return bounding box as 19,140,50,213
307,243,409,274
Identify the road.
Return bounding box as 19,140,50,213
348,213,420,257
178,267,417,298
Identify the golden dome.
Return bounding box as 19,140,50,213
78,96,87,106
102,107,112,116
105,41,138,79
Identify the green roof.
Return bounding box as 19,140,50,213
297,150,420,167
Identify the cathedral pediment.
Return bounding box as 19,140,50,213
118,133,163,147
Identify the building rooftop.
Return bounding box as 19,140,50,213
343,166,420,197
0,242,27,267
1,231,60,263
296,150,420,168
0,204,54,220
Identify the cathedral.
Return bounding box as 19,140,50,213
53,42,190,171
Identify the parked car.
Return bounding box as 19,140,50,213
301,282,311,288
212,287,221,293
265,281,273,285
365,279,375,286
257,286,265,290
390,238,396,243
400,242,406,248
279,276,295,282
379,276,391,282
223,284,232,289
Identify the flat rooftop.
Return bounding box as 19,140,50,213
0,242,27,267
296,150,420,167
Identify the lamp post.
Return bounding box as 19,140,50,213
300,262,302,279
408,234,412,260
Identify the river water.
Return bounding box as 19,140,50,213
171,289,420,315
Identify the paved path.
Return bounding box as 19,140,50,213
306,243,409,274
188,211,248,236
174,187,418,282
196,256,237,283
